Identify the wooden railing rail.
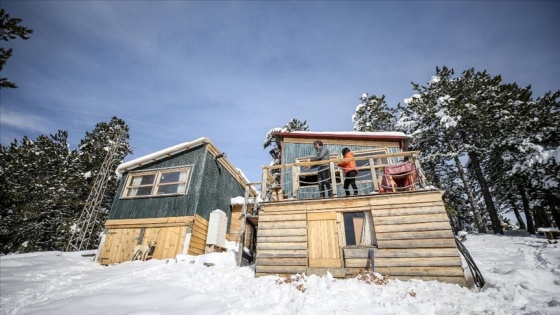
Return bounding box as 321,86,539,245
261,151,426,201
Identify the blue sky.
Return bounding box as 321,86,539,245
1,1,559,183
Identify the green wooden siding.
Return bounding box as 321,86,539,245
195,152,246,229
108,144,244,223
281,141,402,198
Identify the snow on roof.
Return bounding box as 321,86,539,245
116,137,210,176
273,130,410,139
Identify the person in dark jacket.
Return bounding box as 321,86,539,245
337,147,359,196
307,140,332,197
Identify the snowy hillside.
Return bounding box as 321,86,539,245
1,232,559,315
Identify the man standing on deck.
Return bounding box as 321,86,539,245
306,140,332,198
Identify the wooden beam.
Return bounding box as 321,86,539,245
375,248,460,258
375,266,465,277
374,221,452,233
258,228,307,237
256,249,308,258
105,216,193,228
377,238,457,249
376,230,454,241
257,258,307,266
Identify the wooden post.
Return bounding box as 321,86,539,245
292,165,299,199
237,185,250,267
261,168,268,201
329,162,337,197
369,157,379,192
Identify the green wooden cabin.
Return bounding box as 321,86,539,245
96,137,253,264
255,131,469,286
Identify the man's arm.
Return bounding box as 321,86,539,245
310,147,329,161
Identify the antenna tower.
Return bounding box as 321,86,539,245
65,126,124,252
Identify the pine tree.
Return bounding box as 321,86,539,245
353,93,397,132
75,117,132,248
0,131,83,253
0,8,34,88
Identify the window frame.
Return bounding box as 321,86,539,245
342,211,375,246
121,165,193,199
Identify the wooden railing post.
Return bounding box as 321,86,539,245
329,162,337,197
369,157,379,192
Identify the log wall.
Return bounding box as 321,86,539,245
255,190,467,286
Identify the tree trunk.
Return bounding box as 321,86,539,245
508,193,527,230
547,196,560,228
468,152,503,234
518,184,535,234
452,154,486,233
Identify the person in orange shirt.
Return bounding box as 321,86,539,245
337,148,359,196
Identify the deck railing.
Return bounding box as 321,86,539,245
261,150,427,201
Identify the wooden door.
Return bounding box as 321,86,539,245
307,212,341,267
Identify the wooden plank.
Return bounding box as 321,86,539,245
370,201,444,212
189,239,206,252
105,216,193,228
305,199,372,212
343,247,376,259
258,214,307,222
258,228,307,237
258,235,308,243
306,267,346,278
258,221,307,229
256,265,307,274
194,214,209,228
375,256,462,267
373,212,450,225
257,258,307,266
256,249,308,258
307,212,337,220
375,248,460,258
257,242,308,250
373,206,446,217
376,230,454,241
369,191,444,206
377,238,457,249
375,266,465,277
345,258,370,268
374,221,452,233
309,258,343,268
191,229,207,241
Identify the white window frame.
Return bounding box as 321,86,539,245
121,166,193,199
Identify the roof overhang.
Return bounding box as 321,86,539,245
272,131,412,149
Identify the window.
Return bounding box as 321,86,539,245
343,212,375,246
122,166,192,198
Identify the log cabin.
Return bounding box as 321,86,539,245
95,137,255,264
254,131,468,286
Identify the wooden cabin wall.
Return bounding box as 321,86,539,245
255,204,308,276
97,217,193,265
195,152,246,227
255,191,467,286
109,146,208,219
188,214,208,255
280,137,403,198
228,204,254,246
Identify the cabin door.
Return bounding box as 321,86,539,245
307,212,342,268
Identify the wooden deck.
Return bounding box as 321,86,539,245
254,190,467,286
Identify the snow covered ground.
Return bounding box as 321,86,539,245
1,231,559,315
